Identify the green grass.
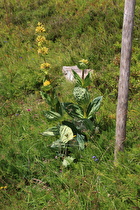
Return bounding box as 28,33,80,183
0,0,140,209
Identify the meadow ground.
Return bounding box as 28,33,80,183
0,0,140,209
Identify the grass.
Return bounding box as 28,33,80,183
0,0,140,209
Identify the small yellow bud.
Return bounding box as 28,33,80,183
43,80,51,86
79,59,88,64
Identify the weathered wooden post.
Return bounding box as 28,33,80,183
114,0,136,163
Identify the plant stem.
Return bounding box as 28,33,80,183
82,69,85,80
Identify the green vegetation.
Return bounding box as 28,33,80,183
0,0,140,209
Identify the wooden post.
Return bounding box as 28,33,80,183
114,0,136,163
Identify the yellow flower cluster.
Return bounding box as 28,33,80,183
35,22,47,48
79,59,88,64
43,80,51,86
36,35,46,44
38,47,49,55
35,22,46,33
35,22,51,77
40,63,51,69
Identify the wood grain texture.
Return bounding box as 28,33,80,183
115,0,136,161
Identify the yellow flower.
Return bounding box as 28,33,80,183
0,186,7,190
36,36,46,44
35,22,46,33
79,59,88,64
43,80,51,86
38,47,49,55
40,63,51,69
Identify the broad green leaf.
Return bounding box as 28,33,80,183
81,118,95,131
40,91,52,106
74,118,94,132
51,139,65,148
72,70,82,87
87,96,103,119
50,95,60,108
62,103,84,119
76,134,85,150
73,87,90,105
45,111,61,120
42,126,60,136
83,72,91,87
60,125,73,143
56,101,63,116
62,156,75,167
62,120,79,135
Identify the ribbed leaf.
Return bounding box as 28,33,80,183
45,111,61,120
74,118,94,134
72,70,82,87
62,121,79,135
60,125,74,143
81,118,95,131
62,102,84,119
83,73,91,87
87,96,103,119
55,101,63,116
42,126,60,136
76,134,85,150
40,91,52,106
51,139,65,148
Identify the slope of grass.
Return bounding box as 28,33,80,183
0,0,140,209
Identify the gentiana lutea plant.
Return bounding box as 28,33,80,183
42,61,102,166
35,23,102,166
35,22,62,113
